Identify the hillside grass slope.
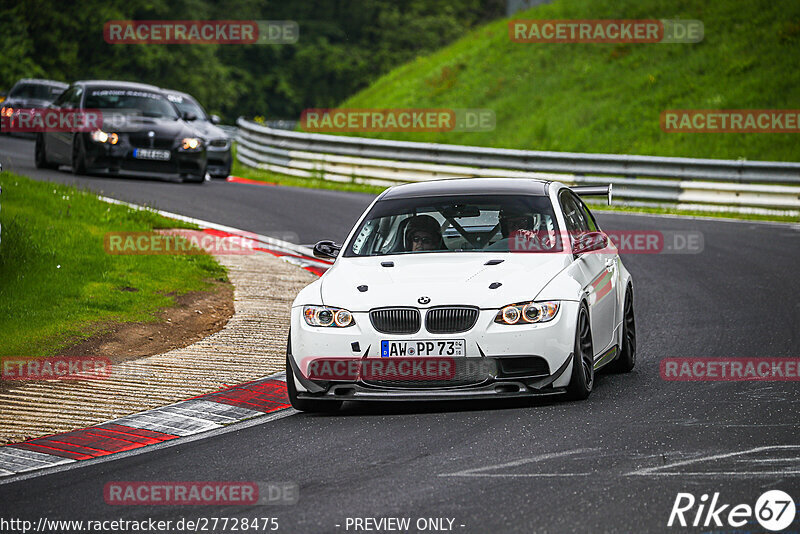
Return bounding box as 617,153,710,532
336,0,800,161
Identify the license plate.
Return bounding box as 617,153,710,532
133,148,171,161
381,339,465,357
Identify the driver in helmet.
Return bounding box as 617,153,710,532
498,206,550,251
404,215,444,252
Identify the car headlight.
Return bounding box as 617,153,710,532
303,305,355,327
495,301,559,325
181,137,202,150
90,130,119,144
1,106,12,117
91,130,108,143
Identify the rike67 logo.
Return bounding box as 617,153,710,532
668,490,796,531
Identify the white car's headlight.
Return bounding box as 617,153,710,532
495,301,559,325
303,305,355,327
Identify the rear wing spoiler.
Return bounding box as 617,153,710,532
571,184,612,205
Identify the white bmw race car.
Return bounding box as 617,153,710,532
286,178,636,412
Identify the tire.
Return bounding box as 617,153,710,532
71,134,87,175
566,303,594,400
286,336,342,413
35,135,58,169
611,286,636,373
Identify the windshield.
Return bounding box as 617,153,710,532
9,83,62,100
344,194,562,257
166,94,208,120
84,89,179,119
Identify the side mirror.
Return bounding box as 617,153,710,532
182,111,197,121
313,240,341,259
573,231,608,255
210,114,221,124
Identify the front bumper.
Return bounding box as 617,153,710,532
289,353,572,402
288,301,579,400
83,134,206,176
206,145,232,176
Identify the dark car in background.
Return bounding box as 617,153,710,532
164,89,232,178
35,81,207,182
1,79,68,134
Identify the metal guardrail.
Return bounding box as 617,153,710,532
235,118,800,216
217,125,238,139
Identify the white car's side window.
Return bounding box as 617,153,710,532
559,191,590,244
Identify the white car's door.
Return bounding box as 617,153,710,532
559,190,618,356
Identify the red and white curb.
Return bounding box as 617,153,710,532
226,175,277,186
0,375,290,478
0,197,331,481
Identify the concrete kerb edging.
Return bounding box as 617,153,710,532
0,373,296,485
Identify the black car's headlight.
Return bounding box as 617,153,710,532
303,305,355,327
495,301,559,325
180,137,202,150
90,130,119,144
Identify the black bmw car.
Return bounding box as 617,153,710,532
35,80,207,183
1,78,67,135
163,89,232,178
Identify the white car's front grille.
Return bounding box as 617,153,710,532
370,306,480,335
369,308,421,334
425,307,479,334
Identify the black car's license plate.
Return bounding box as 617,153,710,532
133,148,171,161
381,339,465,357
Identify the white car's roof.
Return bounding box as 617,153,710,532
380,178,550,200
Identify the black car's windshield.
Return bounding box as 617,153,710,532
9,83,61,100
84,89,179,119
344,194,562,257
166,94,208,120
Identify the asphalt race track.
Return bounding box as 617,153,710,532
2,135,799,533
